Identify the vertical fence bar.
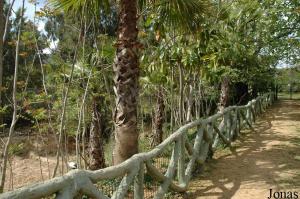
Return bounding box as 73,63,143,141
260,99,263,112
184,127,204,184
233,107,238,139
228,111,234,141
155,140,180,199
223,112,229,139
226,112,232,140
246,105,251,124
251,102,256,123
212,121,219,149
178,135,185,185
236,108,240,136
134,162,144,199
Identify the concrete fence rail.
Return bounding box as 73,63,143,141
0,93,275,199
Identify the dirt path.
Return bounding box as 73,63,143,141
185,100,300,199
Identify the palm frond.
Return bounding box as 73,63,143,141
49,0,111,18
139,0,212,32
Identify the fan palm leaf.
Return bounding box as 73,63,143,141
140,0,210,31
51,0,210,31
50,0,110,18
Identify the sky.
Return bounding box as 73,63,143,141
11,0,56,53
12,0,47,31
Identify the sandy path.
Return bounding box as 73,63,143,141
185,100,300,199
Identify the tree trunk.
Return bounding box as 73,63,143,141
179,64,184,125
89,96,106,170
252,85,258,98
1,1,16,129
235,82,249,105
75,71,92,168
211,76,229,159
52,28,80,178
170,66,174,132
113,0,139,165
186,84,193,122
0,0,4,131
151,87,165,147
0,0,24,193
218,76,230,112
275,84,278,100
3,0,15,43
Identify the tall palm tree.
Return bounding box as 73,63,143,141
114,0,208,163
112,0,140,164
52,0,208,165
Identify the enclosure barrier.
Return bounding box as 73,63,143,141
0,93,275,199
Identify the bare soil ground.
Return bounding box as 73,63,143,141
184,100,300,199
2,134,73,191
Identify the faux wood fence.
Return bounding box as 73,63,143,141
0,93,275,199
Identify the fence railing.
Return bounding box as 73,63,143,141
0,93,275,199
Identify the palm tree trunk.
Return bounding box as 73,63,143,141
151,86,164,147
218,76,230,112
89,96,106,170
113,0,139,165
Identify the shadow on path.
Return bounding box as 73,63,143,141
185,100,300,199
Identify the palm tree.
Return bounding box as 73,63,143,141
89,95,106,169
52,0,208,165
151,86,165,147
114,0,209,164
112,0,140,164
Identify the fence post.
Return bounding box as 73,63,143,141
178,135,185,185
259,98,263,113
212,121,219,149
232,108,239,140
236,108,240,137
246,106,251,125
254,99,258,115
134,162,144,199
251,101,256,123
229,110,235,141
264,96,267,109
224,112,230,139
